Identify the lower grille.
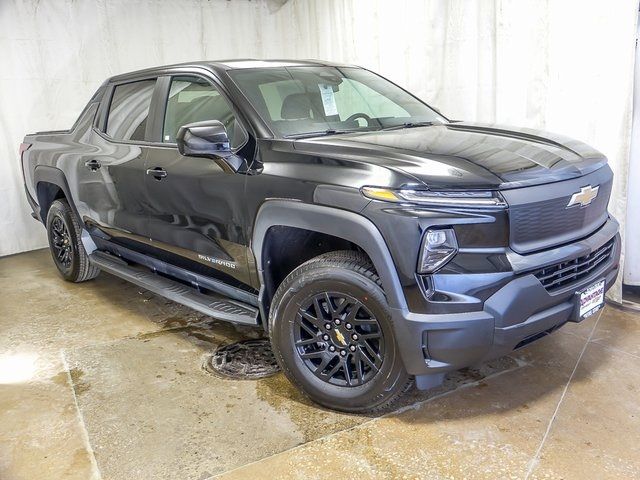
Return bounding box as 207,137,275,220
514,323,566,350
532,238,615,292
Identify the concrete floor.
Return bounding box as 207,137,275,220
1,249,639,480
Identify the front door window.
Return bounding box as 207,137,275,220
162,76,246,149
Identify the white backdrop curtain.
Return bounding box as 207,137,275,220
625,8,640,286
0,0,636,301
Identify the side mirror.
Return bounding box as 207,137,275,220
176,120,232,158
176,120,246,172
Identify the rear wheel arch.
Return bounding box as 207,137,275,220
34,166,79,222
252,201,407,322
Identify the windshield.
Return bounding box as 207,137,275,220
228,66,446,137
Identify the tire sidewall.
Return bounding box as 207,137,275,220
46,201,81,281
270,264,408,411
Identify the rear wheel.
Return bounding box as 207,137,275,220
269,251,413,413
46,199,99,282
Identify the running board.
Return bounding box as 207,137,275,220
89,251,258,325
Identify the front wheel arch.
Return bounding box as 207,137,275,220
252,201,407,322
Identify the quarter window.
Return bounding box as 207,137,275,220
106,80,156,141
162,76,246,148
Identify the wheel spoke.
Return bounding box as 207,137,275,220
311,297,327,322
344,304,359,323
353,317,378,327
324,360,342,379
358,345,380,373
295,314,319,337
343,358,353,386
358,331,381,341
299,309,325,329
362,341,383,366
323,292,335,314
311,356,334,379
294,336,319,347
334,297,351,316
353,350,364,385
299,350,324,360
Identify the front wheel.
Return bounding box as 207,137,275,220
269,251,413,413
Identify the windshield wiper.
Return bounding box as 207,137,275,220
285,129,363,139
381,121,437,131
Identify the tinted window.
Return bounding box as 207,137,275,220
106,80,156,141
163,76,246,148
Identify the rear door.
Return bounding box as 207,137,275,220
79,78,158,247
141,74,255,289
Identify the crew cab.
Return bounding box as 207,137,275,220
20,60,620,412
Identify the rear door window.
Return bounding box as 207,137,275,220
106,79,156,141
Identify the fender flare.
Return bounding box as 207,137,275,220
252,200,408,311
33,165,80,221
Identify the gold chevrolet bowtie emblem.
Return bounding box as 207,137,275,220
334,330,347,346
567,185,599,208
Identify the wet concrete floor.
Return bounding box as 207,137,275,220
1,249,639,479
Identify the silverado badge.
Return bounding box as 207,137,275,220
567,185,599,208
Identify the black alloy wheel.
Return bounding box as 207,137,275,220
46,199,100,282
294,291,385,387
50,213,73,271
269,250,413,413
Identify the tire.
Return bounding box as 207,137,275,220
46,199,100,283
269,250,413,413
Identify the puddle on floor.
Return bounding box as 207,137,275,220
61,315,526,479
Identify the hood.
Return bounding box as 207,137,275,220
292,122,607,190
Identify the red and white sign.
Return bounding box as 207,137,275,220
579,280,605,319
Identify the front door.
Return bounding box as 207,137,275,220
142,75,254,290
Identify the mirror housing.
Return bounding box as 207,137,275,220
176,120,247,172
176,120,232,158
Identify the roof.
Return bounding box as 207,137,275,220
107,59,357,83
214,59,351,69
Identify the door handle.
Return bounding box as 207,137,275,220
84,159,101,171
146,167,168,180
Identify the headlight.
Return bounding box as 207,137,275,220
418,228,458,273
361,186,507,208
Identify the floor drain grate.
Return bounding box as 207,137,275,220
206,339,280,379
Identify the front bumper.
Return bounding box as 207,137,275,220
391,216,620,380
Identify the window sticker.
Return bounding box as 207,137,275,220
318,84,338,116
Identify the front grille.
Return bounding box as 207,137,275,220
531,238,615,292
501,168,613,254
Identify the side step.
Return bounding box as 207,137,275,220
89,251,258,325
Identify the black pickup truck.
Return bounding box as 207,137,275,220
21,59,620,412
